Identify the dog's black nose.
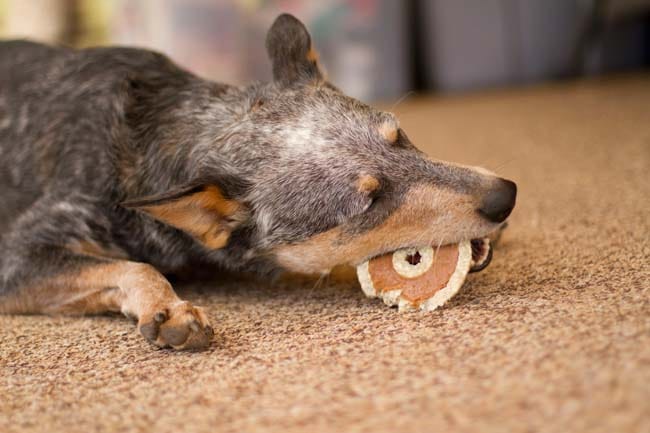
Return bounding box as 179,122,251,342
478,178,517,223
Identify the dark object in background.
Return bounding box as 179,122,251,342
569,0,650,76
410,0,650,93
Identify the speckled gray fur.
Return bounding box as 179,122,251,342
0,14,498,299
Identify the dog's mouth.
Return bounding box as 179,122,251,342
469,237,492,273
360,237,492,272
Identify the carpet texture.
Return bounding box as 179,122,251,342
1,74,649,433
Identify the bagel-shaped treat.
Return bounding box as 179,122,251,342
357,238,492,312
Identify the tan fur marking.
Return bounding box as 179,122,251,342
251,99,264,112
0,261,173,315
379,121,398,144
141,186,244,249
273,184,489,274
357,174,380,194
307,46,319,63
75,262,166,315
1,260,212,349
61,262,173,316
66,240,128,260
306,45,327,84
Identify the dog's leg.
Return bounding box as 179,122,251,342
1,251,215,349
0,191,214,349
0,246,213,349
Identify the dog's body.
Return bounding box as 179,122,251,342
0,15,516,349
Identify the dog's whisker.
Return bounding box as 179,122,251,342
429,236,445,276
307,270,330,297
389,90,416,113
491,156,519,172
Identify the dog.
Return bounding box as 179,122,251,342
0,14,516,349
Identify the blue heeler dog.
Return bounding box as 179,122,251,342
0,14,516,349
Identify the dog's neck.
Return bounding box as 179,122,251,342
120,78,259,200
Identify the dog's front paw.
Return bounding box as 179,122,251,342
138,301,213,350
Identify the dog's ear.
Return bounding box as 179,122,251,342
122,183,247,250
266,13,323,86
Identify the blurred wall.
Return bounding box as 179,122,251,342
421,0,591,91
0,0,72,43
419,0,649,92
102,0,410,102
1,0,648,101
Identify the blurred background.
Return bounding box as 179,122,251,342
0,0,648,102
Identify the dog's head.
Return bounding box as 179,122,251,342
127,14,516,275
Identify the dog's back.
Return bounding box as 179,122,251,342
0,40,195,231
0,40,213,287
0,41,70,227
0,41,113,229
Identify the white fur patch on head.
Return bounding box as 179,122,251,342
278,114,327,155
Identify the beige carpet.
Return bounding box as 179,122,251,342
2,74,649,433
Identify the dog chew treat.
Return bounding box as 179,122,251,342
356,241,472,312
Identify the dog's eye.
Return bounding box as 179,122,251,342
363,194,379,212
362,198,374,213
